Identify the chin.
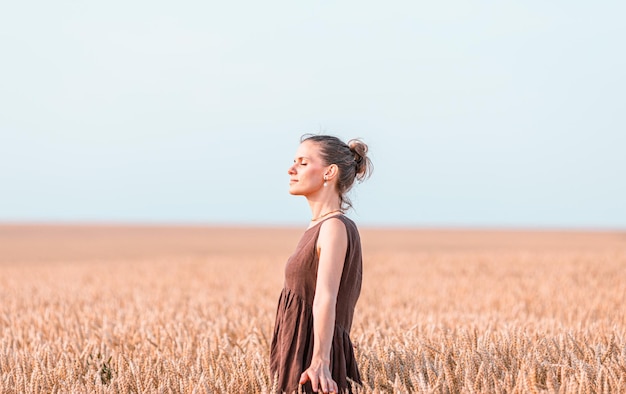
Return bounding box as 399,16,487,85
288,185,306,196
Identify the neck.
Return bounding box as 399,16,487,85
307,198,342,222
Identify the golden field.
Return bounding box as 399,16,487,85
1,224,625,393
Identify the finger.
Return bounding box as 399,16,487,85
327,378,338,394
299,371,309,384
319,378,328,393
309,374,319,392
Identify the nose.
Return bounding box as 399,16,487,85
288,163,296,175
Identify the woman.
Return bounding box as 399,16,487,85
270,134,372,394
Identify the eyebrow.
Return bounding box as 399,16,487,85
294,156,311,161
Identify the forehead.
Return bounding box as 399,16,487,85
294,140,321,159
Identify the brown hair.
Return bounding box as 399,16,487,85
301,134,373,211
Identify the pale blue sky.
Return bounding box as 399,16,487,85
1,1,625,228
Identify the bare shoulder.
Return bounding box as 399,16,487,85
319,217,347,235
318,217,347,246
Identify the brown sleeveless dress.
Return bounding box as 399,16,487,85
270,215,362,394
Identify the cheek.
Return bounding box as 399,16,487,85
305,166,322,178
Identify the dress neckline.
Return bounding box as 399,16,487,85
305,213,344,231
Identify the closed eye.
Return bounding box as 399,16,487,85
293,157,310,166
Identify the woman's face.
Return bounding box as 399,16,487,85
287,140,327,196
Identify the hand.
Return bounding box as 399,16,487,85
299,359,338,393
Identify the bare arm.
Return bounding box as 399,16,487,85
299,218,347,393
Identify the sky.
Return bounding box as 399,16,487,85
1,1,625,229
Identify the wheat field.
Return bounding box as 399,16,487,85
1,224,625,393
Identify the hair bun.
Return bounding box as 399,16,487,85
348,139,373,181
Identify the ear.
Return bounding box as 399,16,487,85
324,164,339,181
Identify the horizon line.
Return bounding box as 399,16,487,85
1,219,625,233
